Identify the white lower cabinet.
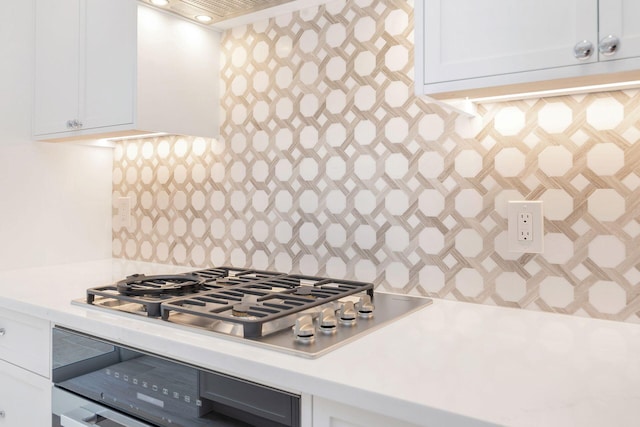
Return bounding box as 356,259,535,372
0,309,51,426
312,397,419,427
0,309,50,377
0,358,51,426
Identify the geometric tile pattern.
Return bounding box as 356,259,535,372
113,0,640,323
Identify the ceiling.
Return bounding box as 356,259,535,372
144,0,296,25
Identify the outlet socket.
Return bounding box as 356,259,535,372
517,212,533,241
508,201,543,253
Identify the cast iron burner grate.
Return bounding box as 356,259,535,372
86,268,374,338
85,267,285,317
116,273,204,296
160,275,374,338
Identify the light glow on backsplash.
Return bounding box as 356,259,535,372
113,0,640,323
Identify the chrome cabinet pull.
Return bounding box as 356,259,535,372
66,120,84,129
0,328,5,336
599,35,620,56
573,40,594,60
0,410,5,417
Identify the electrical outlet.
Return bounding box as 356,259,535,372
508,201,543,253
117,197,131,227
517,212,533,241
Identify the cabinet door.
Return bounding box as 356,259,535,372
82,0,136,130
0,309,50,377
33,0,80,135
599,0,640,60
312,397,419,427
0,359,51,427
422,0,598,84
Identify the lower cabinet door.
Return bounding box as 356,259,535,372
312,397,418,427
0,359,51,427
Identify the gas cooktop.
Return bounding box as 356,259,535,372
77,267,432,358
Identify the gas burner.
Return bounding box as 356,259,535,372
293,286,314,297
116,273,204,297
231,295,259,317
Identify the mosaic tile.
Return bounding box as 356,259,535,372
113,0,640,323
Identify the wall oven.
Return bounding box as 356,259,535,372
51,327,300,427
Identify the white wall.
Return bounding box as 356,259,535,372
0,0,112,270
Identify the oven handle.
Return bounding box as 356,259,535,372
61,406,153,427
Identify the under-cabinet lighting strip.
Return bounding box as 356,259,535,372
470,80,640,103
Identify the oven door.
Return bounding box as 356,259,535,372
53,387,153,427
52,327,300,427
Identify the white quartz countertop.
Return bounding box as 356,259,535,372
1,258,639,427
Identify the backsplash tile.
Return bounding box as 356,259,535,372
113,0,640,323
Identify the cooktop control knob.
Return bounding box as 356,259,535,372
293,314,315,344
356,295,374,319
339,301,357,326
318,308,337,335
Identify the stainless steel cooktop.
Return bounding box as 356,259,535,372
76,267,432,358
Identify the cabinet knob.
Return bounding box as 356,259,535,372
573,40,594,60
0,410,4,417
0,328,5,336
599,35,620,56
66,119,84,129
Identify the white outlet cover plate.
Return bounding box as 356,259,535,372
507,201,543,253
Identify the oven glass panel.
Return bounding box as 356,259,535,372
53,327,116,369
52,327,299,427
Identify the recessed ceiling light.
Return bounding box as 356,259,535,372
149,0,169,6
195,15,213,23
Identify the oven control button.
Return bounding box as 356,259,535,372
339,301,357,326
293,314,315,343
318,308,337,335
356,295,374,319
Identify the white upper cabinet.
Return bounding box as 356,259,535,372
415,0,640,99
599,0,640,61
34,0,220,142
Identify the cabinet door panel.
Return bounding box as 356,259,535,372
33,0,80,135
423,0,598,83
82,0,136,130
312,397,418,427
0,359,51,427
0,310,50,377
599,0,640,60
